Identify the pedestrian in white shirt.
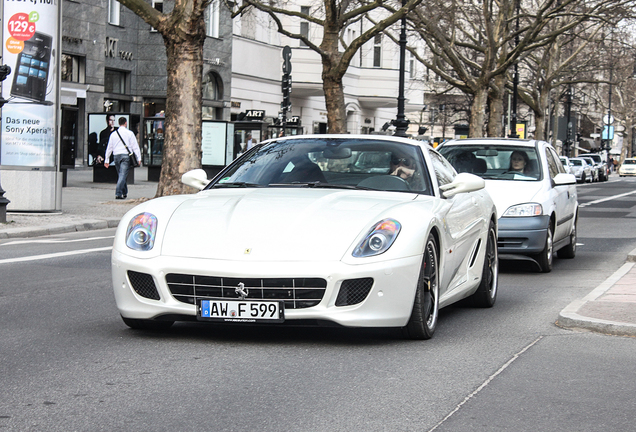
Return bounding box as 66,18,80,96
104,117,142,200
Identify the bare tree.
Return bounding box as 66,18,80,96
231,0,423,133
399,0,628,137
117,0,212,196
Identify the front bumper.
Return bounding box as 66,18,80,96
111,250,422,328
496,215,549,255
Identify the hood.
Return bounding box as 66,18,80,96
160,188,416,261
484,179,545,217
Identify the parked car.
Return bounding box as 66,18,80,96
438,138,578,273
586,153,608,181
569,157,593,183
580,156,600,182
560,156,573,174
112,135,499,340
618,158,636,176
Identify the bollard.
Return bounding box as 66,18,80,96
0,183,9,224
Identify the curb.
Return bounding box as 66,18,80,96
557,248,636,337
0,218,121,239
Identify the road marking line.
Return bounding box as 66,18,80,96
579,189,636,208
0,246,112,265
427,336,544,432
1,236,114,246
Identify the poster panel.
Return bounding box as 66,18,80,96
202,121,227,166
1,1,59,167
88,113,129,165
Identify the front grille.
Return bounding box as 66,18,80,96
128,271,160,300
166,274,327,309
335,278,374,307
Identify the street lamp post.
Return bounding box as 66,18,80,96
393,0,410,137
508,0,520,138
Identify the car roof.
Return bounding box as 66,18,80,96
440,138,542,149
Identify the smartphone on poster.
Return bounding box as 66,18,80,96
11,32,52,103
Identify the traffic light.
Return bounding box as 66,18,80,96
418,126,428,135
281,72,292,110
0,64,10,108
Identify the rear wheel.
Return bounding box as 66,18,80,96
557,217,577,259
468,221,498,307
403,233,439,340
536,225,553,273
122,316,174,330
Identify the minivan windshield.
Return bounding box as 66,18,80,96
438,145,541,181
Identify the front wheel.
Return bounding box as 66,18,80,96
403,233,440,340
536,225,553,273
557,218,577,259
468,221,498,307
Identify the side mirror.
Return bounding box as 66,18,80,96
553,173,577,186
181,169,209,191
440,172,485,198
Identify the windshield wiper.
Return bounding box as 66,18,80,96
269,182,373,190
211,182,263,188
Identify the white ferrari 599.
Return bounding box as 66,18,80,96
112,135,498,339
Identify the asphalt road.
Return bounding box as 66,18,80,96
1,177,635,431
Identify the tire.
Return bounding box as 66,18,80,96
580,173,586,183
536,225,553,273
557,217,577,259
122,316,174,330
468,221,498,307
403,233,440,340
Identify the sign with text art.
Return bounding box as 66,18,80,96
1,0,60,167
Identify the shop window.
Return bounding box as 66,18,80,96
105,69,127,94
61,54,85,83
108,0,121,25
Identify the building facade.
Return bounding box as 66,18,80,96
60,0,233,169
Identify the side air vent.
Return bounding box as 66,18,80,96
128,271,160,300
335,278,374,307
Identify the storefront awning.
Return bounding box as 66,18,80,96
60,86,87,105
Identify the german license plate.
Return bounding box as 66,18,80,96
199,299,284,323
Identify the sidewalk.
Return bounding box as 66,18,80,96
557,249,636,337
0,166,158,239
1,167,635,337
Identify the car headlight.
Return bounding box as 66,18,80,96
503,203,542,217
126,212,158,251
353,218,401,258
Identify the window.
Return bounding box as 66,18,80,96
300,6,310,47
105,69,126,94
150,0,163,32
108,0,120,25
205,0,220,38
202,72,222,100
373,34,382,67
61,54,85,83
429,149,456,186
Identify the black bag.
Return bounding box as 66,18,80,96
116,129,140,168
129,152,140,168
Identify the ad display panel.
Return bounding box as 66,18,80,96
1,2,59,167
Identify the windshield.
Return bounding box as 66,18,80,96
208,138,433,194
438,144,541,181
624,159,636,165
570,159,583,166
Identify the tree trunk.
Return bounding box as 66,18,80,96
323,72,347,133
155,36,204,197
488,75,506,137
469,87,488,138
